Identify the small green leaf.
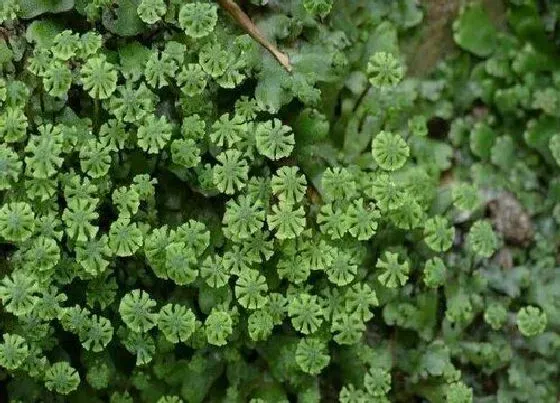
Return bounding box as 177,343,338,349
453,3,498,57
20,0,74,19
102,0,146,37
470,123,496,160
25,20,64,48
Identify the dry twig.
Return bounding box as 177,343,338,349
217,0,293,72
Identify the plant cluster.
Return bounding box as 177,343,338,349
0,0,559,402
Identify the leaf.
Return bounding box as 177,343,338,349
419,341,450,378
119,42,152,80
19,0,74,18
255,52,293,113
410,137,453,171
389,0,424,28
361,21,399,67
291,50,333,82
470,123,496,160
453,3,498,57
0,41,13,70
480,265,530,298
102,0,147,37
344,112,382,160
524,116,559,165
508,3,558,55
25,20,64,48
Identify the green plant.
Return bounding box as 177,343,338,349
1,0,560,402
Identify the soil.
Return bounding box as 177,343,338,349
407,0,507,77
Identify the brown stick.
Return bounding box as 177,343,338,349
217,0,293,72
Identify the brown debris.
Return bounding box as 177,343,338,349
217,0,293,72
488,191,534,247
407,0,506,76
493,247,513,269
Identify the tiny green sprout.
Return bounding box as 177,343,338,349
376,251,409,288
271,166,307,204
118,289,157,333
345,283,379,322
0,334,29,370
277,253,310,284
80,32,102,57
108,218,143,257
364,367,391,397
79,139,112,179
484,303,508,330
210,113,247,148
24,124,64,178
452,183,480,212
267,202,306,240
235,269,268,310
52,30,80,61
44,362,80,395
137,115,173,154
80,315,114,352
178,3,218,38
0,202,35,242
409,115,428,137
468,220,498,258
157,304,196,343
248,309,274,341
137,0,167,24
28,48,51,77
295,338,330,375
325,250,358,286
59,305,91,334
549,134,560,166
0,0,19,23
99,119,129,151
205,309,233,346
86,361,111,389
424,257,446,288
24,236,60,272
199,43,229,78
123,331,155,365
213,150,249,195
0,1,556,401
177,64,209,96
339,384,368,403
165,241,198,285
0,106,28,143
369,173,407,211
223,195,265,241
62,198,99,242
174,222,209,258
42,61,72,98
303,0,333,18
80,55,118,99
371,130,410,171
517,306,547,337
145,51,177,89
201,255,230,288
331,313,365,345
424,216,455,252
112,186,140,217
256,119,295,160
321,167,357,201
445,381,473,403
317,203,350,239
346,199,380,241
287,293,323,335
367,52,404,88
109,82,156,123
